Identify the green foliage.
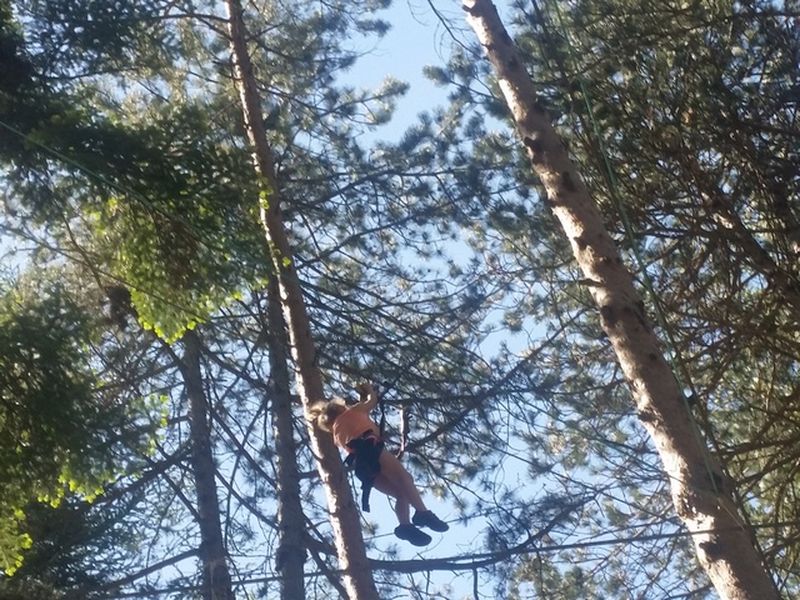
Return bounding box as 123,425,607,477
14,0,179,77
85,104,268,341
2,1,267,342
0,2,31,96
0,283,96,521
0,577,62,600
0,493,141,597
511,557,599,600
1,13,269,340
0,277,156,575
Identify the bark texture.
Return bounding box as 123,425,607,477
463,2,777,599
267,280,307,600
181,330,235,600
224,1,379,598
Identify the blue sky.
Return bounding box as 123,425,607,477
331,3,543,597
341,1,457,139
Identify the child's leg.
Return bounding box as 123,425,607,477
377,451,449,532
375,450,427,514
371,450,447,543
371,474,411,524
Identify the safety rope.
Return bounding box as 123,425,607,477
534,0,716,486
533,0,776,576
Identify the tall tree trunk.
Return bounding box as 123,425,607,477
266,280,306,600
462,2,778,599
180,330,235,600
224,2,379,598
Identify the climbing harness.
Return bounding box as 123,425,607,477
344,430,385,512
344,383,411,510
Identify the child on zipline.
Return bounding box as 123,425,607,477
316,383,449,546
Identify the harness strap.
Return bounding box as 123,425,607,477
378,391,386,438
360,480,372,512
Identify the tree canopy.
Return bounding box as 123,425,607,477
0,0,798,598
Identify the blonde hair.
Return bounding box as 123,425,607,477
311,398,347,431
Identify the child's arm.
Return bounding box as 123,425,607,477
355,382,379,412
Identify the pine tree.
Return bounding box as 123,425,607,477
462,1,780,598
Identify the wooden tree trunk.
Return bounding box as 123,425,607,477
266,280,306,600
463,2,777,599
180,330,235,600
224,1,379,598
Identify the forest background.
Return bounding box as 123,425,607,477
0,0,798,599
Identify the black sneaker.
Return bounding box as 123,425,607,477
394,524,432,546
412,510,449,532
